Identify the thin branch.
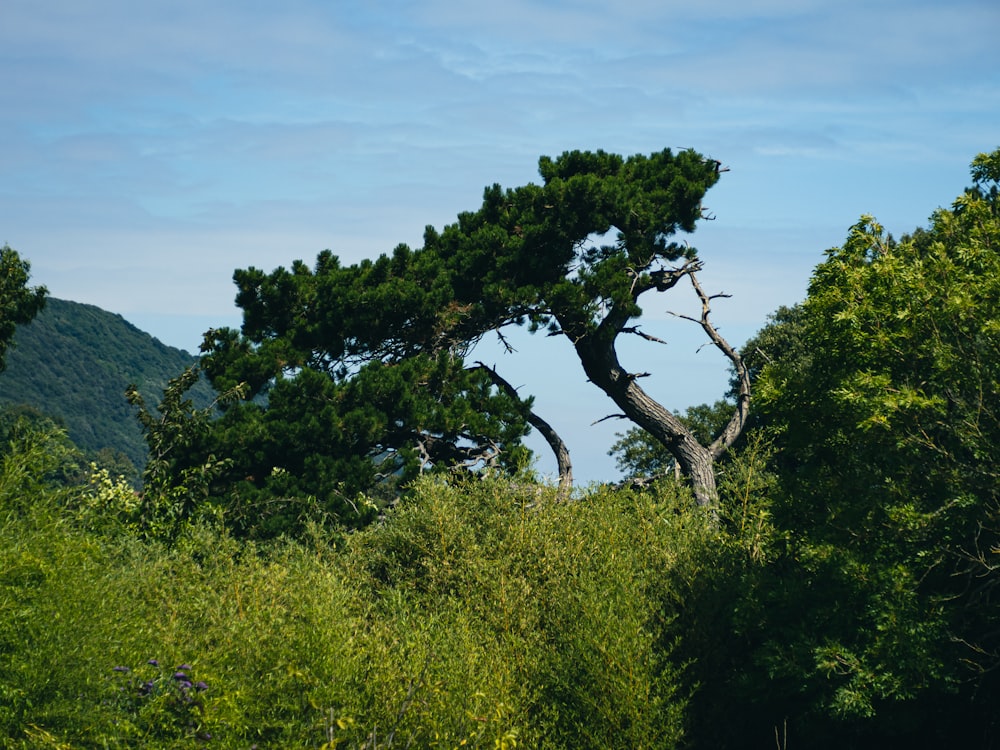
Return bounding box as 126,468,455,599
473,361,573,493
684,271,752,459
592,413,629,426
621,326,668,345
495,327,516,354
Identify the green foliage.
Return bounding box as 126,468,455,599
0,415,81,512
126,366,249,540
736,148,1000,745
1,435,726,749
75,462,142,534
104,660,212,744
348,476,718,748
0,245,47,374
199,337,536,535
736,304,811,416
0,297,212,472
660,430,783,747
0,473,358,747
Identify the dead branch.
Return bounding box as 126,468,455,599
683,271,752,459
592,413,629,426
495,328,516,353
473,361,573,493
621,326,668,345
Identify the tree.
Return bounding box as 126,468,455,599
126,366,249,538
609,399,735,481
201,333,536,528
739,148,1000,744
608,305,807,485
201,148,749,510
0,245,47,373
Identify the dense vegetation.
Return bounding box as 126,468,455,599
197,148,747,512
0,297,212,474
1,451,725,748
1,148,998,748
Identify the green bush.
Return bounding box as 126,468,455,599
2,463,724,748
344,475,720,748
0,515,365,747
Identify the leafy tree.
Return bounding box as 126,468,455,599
126,367,246,538
734,148,1000,745
0,405,82,499
201,342,535,530
0,245,47,373
201,148,749,509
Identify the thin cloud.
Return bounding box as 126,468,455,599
2,0,997,481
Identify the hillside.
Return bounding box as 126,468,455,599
0,298,214,471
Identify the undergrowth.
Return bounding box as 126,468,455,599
1,439,737,748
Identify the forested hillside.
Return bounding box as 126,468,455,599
0,298,212,471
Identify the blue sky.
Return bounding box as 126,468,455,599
3,0,998,482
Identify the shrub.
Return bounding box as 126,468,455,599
2,467,726,748
344,475,721,748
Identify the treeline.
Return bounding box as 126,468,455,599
0,148,998,747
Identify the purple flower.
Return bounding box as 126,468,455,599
112,666,130,673
194,681,208,691
176,664,192,671
173,671,188,680
147,659,159,667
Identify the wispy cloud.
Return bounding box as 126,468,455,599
2,0,997,479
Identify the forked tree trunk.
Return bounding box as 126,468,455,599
574,334,720,507
567,267,750,511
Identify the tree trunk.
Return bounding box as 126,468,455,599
574,333,719,508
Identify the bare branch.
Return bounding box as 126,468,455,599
592,413,629,426
621,326,668,345
495,328,517,354
683,271,752,459
473,361,573,493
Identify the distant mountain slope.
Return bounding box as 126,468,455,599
0,298,214,470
